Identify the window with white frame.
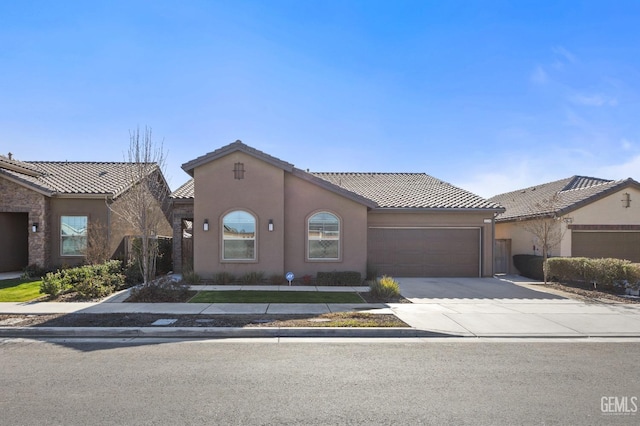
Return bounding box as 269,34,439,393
308,212,340,260
222,210,256,260
61,215,88,256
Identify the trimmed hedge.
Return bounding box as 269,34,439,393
513,255,545,281
316,271,362,286
546,257,640,290
41,260,125,299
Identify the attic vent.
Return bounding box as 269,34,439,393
233,162,245,180
99,171,107,177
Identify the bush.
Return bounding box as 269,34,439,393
369,275,400,300
242,271,265,284
40,272,71,297
40,261,124,299
156,237,173,275
316,271,362,286
513,255,545,280
546,257,640,290
270,274,285,285
182,271,201,285
124,260,144,286
214,272,235,285
21,263,51,279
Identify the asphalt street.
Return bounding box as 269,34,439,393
1,338,639,425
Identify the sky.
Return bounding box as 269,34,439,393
1,0,639,197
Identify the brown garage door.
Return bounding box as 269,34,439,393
572,231,640,262
368,228,480,277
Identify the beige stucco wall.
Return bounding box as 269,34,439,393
193,152,286,278
284,174,368,277
49,198,110,267
496,186,640,267
368,209,497,277
191,151,370,279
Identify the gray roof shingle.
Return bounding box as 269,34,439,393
489,175,640,222
0,155,160,198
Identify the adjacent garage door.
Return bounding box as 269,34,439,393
368,227,481,277
572,231,640,262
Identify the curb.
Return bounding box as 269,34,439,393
0,326,452,339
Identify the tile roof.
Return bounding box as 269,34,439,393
488,175,640,222
175,142,502,211
171,178,194,200
312,172,503,209
0,155,160,198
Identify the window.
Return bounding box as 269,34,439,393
308,212,340,260
222,210,256,260
61,215,88,256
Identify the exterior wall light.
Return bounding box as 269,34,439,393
32,223,38,233
268,219,274,232
203,219,209,232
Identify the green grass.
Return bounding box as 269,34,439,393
0,278,44,302
189,290,364,304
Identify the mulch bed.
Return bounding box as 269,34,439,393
540,281,640,304
0,312,408,328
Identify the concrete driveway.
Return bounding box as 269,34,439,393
396,276,565,301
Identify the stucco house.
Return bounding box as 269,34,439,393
0,154,172,272
489,176,640,274
171,141,504,279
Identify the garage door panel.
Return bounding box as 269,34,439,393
572,231,640,262
368,228,480,277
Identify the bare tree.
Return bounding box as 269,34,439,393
110,127,170,285
86,219,111,265
517,192,568,284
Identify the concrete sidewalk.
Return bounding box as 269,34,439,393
1,279,640,338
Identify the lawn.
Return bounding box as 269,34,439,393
189,290,365,304
0,278,44,302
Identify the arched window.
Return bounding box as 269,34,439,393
222,210,256,260
308,212,340,260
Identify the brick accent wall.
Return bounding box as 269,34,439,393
0,177,49,267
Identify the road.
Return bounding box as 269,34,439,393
1,338,639,425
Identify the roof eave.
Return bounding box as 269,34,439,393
372,207,506,213
0,171,54,197
182,141,294,176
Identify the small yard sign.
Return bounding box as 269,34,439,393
285,272,294,286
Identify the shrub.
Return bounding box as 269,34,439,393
41,271,72,297
513,255,545,280
214,272,236,285
369,275,400,300
242,271,265,284
270,274,285,285
546,257,640,290
156,237,173,275
40,261,124,299
366,263,378,281
316,271,362,286
22,263,50,279
182,271,201,285
302,274,313,285
124,260,144,286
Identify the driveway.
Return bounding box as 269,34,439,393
396,276,565,301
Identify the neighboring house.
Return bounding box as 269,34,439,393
489,176,640,274
170,141,504,279
0,154,172,272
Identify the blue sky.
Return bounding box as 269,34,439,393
1,1,639,197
